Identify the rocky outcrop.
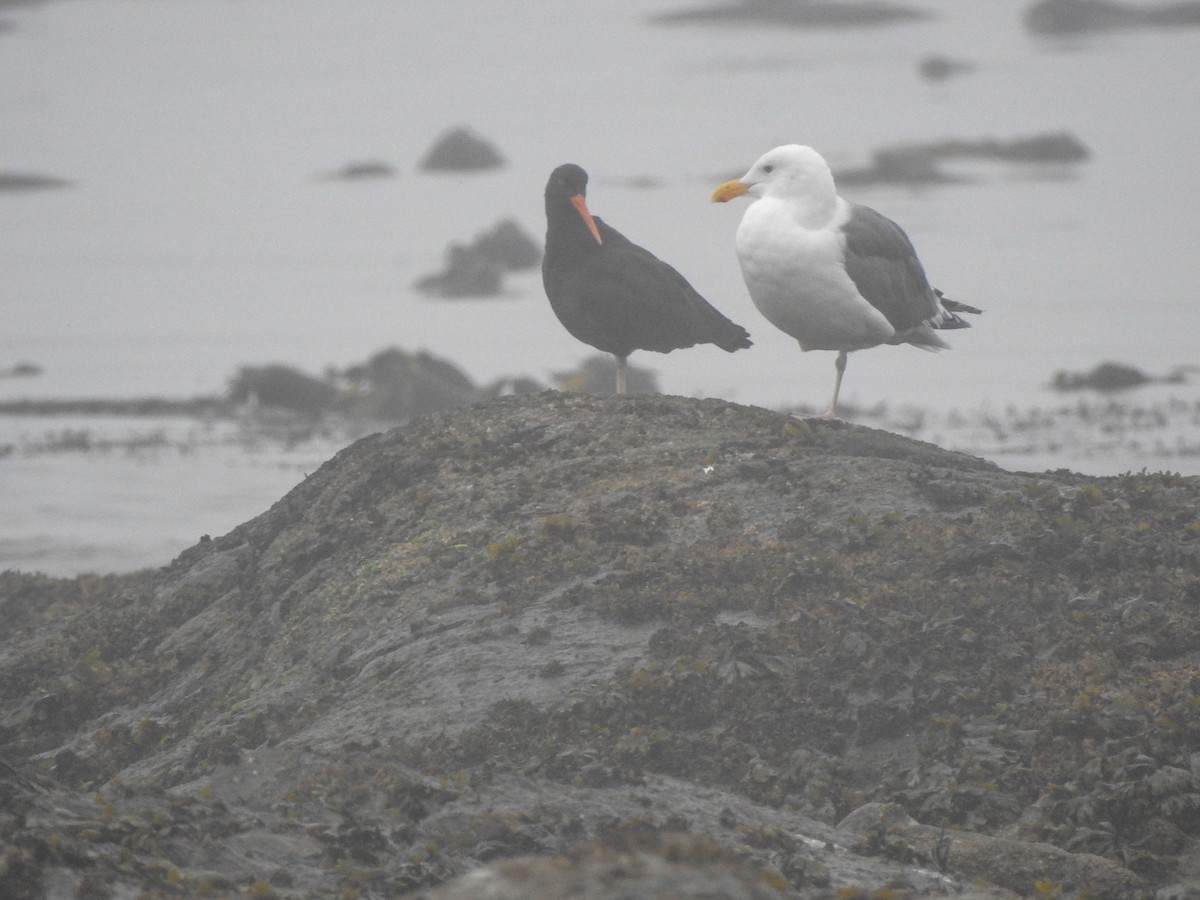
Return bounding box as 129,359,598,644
3,393,1198,897
1050,360,1193,392
835,132,1090,186
415,218,541,298
419,126,505,172
1025,0,1200,35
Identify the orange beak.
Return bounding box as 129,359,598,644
571,194,603,244
711,179,751,203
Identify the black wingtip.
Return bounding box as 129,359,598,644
943,299,983,316
935,289,983,317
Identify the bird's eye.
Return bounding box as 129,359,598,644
762,164,774,174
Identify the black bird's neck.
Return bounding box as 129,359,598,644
545,197,600,259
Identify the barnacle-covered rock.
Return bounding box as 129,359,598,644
3,394,1198,897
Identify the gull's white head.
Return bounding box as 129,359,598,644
711,144,837,206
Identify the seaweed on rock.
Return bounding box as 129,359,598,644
2,394,1197,897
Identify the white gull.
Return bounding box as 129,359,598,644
712,144,980,417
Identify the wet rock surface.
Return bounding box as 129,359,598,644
3,392,1199,897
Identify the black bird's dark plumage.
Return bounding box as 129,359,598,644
542,163,751,393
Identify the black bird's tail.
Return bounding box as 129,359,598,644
593,215,753,354
713,317,753,352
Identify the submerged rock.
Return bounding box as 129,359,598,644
0,361,42,378
1025,0,1200,34
318,159,397,181
415,217,541,298
224,349,491,423
1051,360,1154,392
916,53,976,81
337,345,482,419
834,131,1090,186
836,146,963,186
226,363,338,415
419,126,506,172
927,132,1090,163
471,217,542,271
0,171,73,191
3,393,1198,897
414,243,505,297
650,0,932,28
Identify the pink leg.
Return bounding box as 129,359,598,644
824,351,848,418
788,351,847,420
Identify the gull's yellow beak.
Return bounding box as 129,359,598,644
711,179,750,203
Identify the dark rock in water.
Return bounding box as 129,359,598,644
1051,360,1153,392
1154,0,1200,23
320,159,397,181
916,53,976,81
650,0,932,28
836,146,964,186
0,361,42,378
552,354,660,394
6,393,1200,896
472,217,542,270
1026,0,1140,32
929,131,1090,163
617,174,665,190
221,347,520,425
835,131,1090,186
419,126,506,171
338,346,482,419
0,170,73,191
415,217,541,297
414,243,505,297
226,363,338,415
1025,0,1200,34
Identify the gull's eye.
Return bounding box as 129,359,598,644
762,164,774,174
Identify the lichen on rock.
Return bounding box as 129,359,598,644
2,393,1198,897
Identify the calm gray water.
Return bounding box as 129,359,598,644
2,1,1199,574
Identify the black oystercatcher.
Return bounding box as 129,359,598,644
712,145,981,418
543,163,752,394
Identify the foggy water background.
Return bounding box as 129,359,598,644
2,0,1199,575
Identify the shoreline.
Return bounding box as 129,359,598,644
0,396,231,418
2,389,1199,479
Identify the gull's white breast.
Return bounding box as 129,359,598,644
735,197,894,352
